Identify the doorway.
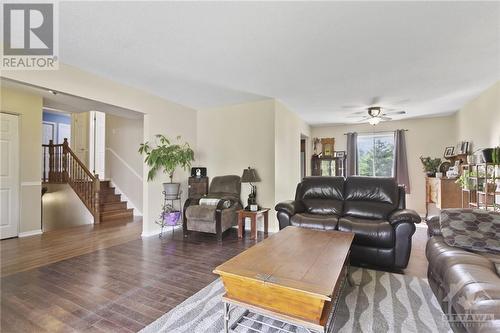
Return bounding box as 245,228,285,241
89,111,106,178
300,138,306,180
1,113,20,239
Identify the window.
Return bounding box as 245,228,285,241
357,133,395,176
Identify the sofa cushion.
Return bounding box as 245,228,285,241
343,176,399,219
290,213,338,230
302,199,342,215
338,217,394,248
296,177,344,215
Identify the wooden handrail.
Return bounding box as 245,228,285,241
42,138,101,223
63,141,96,180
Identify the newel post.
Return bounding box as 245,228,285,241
62,138,69,182
93,174,101,224
48,139,55,182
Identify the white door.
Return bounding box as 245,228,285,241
71,112,89,167
42,122,55,144
58,123,71,144
89,111,105,177
0,113,20,239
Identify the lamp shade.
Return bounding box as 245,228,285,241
241,167,261,183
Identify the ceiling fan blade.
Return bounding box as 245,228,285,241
348,110,367,115
380,116,392,121
384,111,406,115
341,105,364,109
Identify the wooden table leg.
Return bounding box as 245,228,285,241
238,212,244,239
250,215,257,240
263,211,268,236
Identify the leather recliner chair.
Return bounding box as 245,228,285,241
183,175,243,241
275,176,421,269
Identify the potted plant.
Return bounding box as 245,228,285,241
139,135,194,198
455,170,470,190
419,156,442,177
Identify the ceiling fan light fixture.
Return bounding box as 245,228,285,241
368,106,382,117
368,117,381,125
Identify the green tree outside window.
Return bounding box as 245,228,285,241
357,134,394,176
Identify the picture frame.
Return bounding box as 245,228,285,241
334,151,345,158
321,138,335,156
455,141,470,155
444,146,454,158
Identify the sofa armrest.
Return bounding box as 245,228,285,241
275,200,304,216
388,209,421,225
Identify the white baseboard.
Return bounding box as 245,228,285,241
141,225,181,238
18,229,43,237
109,179,143,216
141,230,160,237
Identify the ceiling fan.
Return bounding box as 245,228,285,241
347,106,406,125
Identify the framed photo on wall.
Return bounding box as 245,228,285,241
444,146,454,158
321,138,335,156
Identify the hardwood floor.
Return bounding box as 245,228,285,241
0,223,429,333
1,217,142,277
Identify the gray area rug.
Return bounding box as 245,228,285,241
140,267,452,333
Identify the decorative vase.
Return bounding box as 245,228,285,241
163,211,181,226
426,172,435,177
163,182,180,199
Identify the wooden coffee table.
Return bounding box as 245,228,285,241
213,226,354,333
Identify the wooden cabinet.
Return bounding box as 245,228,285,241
311,155,346,177
425,177,461,213
188,177,208,199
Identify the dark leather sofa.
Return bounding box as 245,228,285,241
275,176,421,269
427,216,500,333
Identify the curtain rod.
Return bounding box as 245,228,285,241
343,129,408,135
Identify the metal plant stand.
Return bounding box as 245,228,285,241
155,191,183,238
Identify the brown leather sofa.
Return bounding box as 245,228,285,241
427,216,500,333
183,175,242,241
275,176,420,269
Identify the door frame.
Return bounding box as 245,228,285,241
1,112,20,239
42,121,56,144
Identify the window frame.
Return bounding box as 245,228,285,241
356,132,395,177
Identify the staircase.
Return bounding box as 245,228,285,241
99,180,134,222
42,139,133,223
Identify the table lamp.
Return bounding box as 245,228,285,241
241,167,261,211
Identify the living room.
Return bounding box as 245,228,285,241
1,1,499,333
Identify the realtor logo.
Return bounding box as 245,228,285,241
2,2,58,69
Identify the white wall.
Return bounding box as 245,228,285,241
42,183,93,230
274,100,311,207
197,99,311,232
3,64,197,236
456,82,500,149
105,114,144,214
312,115,457,215
197,99,276,228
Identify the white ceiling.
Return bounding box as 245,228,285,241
1,79,143,119
59,1,500,124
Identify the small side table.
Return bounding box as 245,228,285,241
237,208,269,240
